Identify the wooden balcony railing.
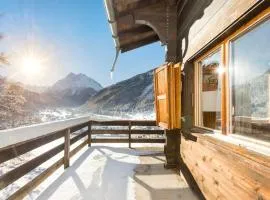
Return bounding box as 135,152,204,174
0,120,164,200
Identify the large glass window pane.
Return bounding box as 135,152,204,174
199,50,222,130
230,18,270,141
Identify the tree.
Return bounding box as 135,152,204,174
0,13,8,65
0,83,26,126
0,52,8,65
0,34,8,65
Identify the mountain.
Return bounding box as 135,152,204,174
1,72,103,108
45,73,103,107
85,70,154,115
233,68,270,118
51,72,103,92
24,85,48,93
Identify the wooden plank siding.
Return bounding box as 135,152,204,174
181,0,262,63
181,134,270,200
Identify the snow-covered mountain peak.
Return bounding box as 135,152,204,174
51,72,103,92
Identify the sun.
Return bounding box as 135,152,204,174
21,55,43,76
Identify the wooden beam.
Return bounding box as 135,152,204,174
128,121,131,148
119,30,157,46
88,122,92,147
64,129,70,169
133,1,167,44
115,0,163,18
121,34,159,52
118,25,153,38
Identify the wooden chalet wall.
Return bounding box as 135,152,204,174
179,0,270,200
181,134,270,200
178,0,263,62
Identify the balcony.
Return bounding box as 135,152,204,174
0,118,199,200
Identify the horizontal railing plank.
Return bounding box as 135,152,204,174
92,130,129,134
91,138,165,143
70,140,88,158
0,127,88,165
70,131,88,145
91,138,129,143
91,120,156,126
131,139,165,143
70,122,89,133
91,129,163,135
0,142,65,190
130,120,157,126
131,130,163,135
7,158,64,200
8,139,88,200
0,130,66,164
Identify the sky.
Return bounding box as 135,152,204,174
0,0,164,87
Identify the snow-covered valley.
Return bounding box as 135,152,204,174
0,70,155,130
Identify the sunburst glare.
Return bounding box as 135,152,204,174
21,54,43,76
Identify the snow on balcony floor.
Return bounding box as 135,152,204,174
1,144,199,200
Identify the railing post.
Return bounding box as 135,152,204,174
64,128,70,169
128,121,131,148
88,121,92,147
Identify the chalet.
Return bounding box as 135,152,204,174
104,0,270,199
0,0,269,199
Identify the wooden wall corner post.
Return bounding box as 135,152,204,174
64,128,70,169
88,121,92,147
128,121,131,148
164,129,180,169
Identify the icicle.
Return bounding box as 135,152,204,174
109,47,120,81
110,71,114,80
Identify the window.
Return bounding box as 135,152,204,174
194,9,270,141
229,18,270,140
196,50,222,130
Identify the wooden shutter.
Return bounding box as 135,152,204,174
154,63,181,129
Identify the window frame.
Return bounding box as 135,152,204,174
194,45,224,133
194,8,270,135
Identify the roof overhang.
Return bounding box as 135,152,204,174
104,0,165,53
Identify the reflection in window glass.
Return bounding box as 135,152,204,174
199,50,222,130
230,18,270,141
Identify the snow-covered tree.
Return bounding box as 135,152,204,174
0,84,26,126
0,14,9,66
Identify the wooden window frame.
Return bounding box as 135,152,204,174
194,8,270,135
194,45,224,133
